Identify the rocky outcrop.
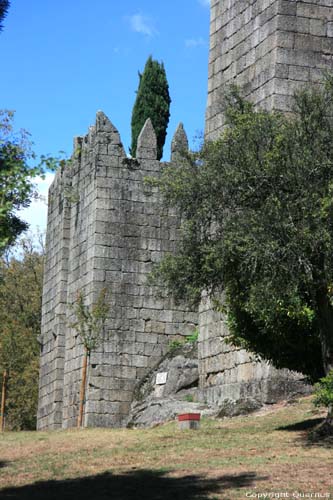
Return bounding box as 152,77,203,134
128,336,311,428
128,341,216,427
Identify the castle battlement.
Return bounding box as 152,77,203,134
38,114,198,429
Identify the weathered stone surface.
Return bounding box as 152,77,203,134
206,0,333,140
128,342,217,427
131,342,199,401
178,419,200,430
37,114,198,430
216,399,262,419
170,123,189,161
198,294,312,413
128,399,214,428
136,118,157,160
198,0,323,420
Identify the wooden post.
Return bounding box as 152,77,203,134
77,349,88,428
0,370,8,432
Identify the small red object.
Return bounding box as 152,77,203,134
178,413,201,422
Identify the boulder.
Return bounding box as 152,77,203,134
128,341,216,427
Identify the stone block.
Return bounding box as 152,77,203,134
310,18,327,37
178,419,200,430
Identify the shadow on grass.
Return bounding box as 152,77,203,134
277,418,333,448
0,469,267,500
0,461,8,469
277,418,324,432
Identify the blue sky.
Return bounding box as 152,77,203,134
2,0,210,158
1,0,210,232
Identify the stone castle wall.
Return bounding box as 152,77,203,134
37,114,197,430
198,295,308,412
206,0,333,140
38,165,71,428
200,0,333,407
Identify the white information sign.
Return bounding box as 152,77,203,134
156,372,168,385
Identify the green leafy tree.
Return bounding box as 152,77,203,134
0,234,44,430
69,289,109,428
0,0,10,32
314,370,333,427
0,110,46,254
130,56,171,160
152,78,333,425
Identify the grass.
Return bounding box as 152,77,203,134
0,396,332,499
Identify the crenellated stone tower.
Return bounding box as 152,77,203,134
38,115,197,429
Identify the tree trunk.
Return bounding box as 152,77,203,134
316,290,333,373
316,289,333,426
327,404,333,424
0,370,8,432
77,348,89,429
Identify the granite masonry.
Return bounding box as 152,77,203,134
200,0,333,410
38,0,333,429
37,116,197,430
198,294,308,414
206,0,333,139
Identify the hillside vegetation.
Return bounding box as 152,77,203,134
0,397,332,499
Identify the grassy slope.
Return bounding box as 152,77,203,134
0,396,332,500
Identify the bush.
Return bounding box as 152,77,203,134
313,370,333,411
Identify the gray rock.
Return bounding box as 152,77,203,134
136,118,157,160
128,398,216,428
132,341,199,403
170,123,189,161
216,399,262,418
127,341,213,427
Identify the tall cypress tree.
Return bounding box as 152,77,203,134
0,1,10,32
131,56,171,160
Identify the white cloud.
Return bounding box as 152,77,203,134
198,0,210,7
185,37,207,48
19,172,55,233
129,14,157,37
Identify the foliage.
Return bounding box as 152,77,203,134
130,56,171,160
152,78,333,383
0,110,49,254
0,234,44,429
168,339,184,351
313,370,333,411
186,329,199,344
0,0,9,32
69,290,110,427
69,289,110,353
168,329,199,352
0,111,65,254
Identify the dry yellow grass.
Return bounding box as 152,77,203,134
0,396,332,499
